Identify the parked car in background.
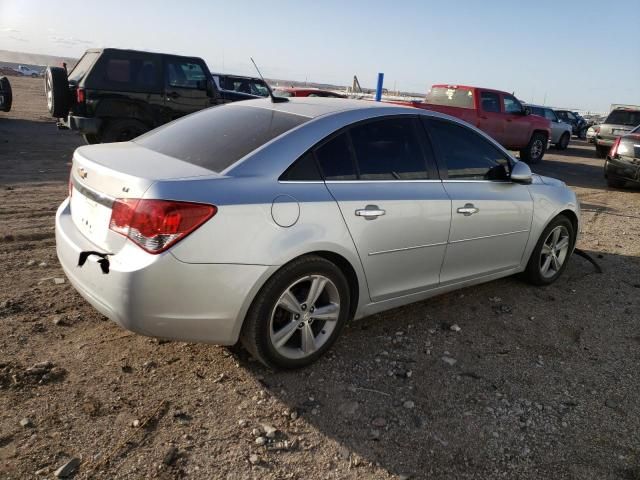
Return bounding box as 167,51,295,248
0,76,12,112
527,104,572,150
405,85,551,164
586,125,597,143
211,73,270,102
604,124,640,188
555,110,589,139
56,98,579,369
594,107,640,158
45,48,227,144
13,64,42,77
274,87,346,98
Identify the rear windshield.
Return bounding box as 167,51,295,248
425,87,474,109
136,105,309,172
68,52,100,83
605,110,640,127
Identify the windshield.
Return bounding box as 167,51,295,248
425,87,474,109
68,52,100,83
605,110,640,127
136,105,309,172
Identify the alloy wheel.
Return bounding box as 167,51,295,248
531,139,544,160
539,225,570,279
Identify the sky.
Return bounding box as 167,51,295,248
0,0,638,113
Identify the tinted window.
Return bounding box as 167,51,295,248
503,95,523,114
281,152,322,181
166,61,206,89
480,92,500,113
605,110,640,126
68,52,100,83
136,105,308,172
350,118,428,180
425,87,474,109
530,106,544,117
427,120,510,180
87,54,160,92
315,133,356,180
221,77,269,97
544,109,557,122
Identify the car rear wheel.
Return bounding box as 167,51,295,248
520,132,547,164
522,215,574,286
241,255,350,369
595,145,609,158
101,119,149,143
0,76,12,112
556,132,570,150
44,66,69,118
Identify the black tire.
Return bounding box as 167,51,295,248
595,145,608,159
556,132,570,150
606,176,625,188
520,132,547,165
522,215,575,286
82,133,100,145
101,118,149,143
241,255,351,369
44,66,69,118
0,76,12,112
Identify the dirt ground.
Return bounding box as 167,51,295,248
1,76,639,480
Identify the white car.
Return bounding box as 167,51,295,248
14,65,42,77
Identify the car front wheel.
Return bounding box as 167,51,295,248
523,215,575,286
241,255,350,369
520,132,547,164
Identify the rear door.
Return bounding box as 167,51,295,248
501,94,531,147
318,116,451,302
424,117,533,284
163,57,211,118
477,90,504,143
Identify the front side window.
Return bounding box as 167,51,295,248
480,92,501,113
427,119,510,180
503,95,523,114
350,118,428,180
166,61,206,89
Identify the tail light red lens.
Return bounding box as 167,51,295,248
76,87,85,104
109,199,216,254
609,137,621,158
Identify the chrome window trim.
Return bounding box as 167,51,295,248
369,241,447,256
324,179,443,184
278,181,325,184
71,177,115,208
442,179,513,184
449,229,529,244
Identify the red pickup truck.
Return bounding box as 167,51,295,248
402,85,552,164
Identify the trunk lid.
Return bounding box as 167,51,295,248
70,142,217,253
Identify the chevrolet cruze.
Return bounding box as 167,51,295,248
56,98,580,368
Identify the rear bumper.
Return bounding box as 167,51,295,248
595,137,615,147
604,157,640,184
55,198,272,345
60,115,102,134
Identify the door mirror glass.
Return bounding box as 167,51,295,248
510,161,532,184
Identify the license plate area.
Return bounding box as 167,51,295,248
70,189,113,247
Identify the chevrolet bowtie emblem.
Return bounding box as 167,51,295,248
78,167,88,179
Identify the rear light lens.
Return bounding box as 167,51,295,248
76,87,85,104
109,199,216,254
68,171,73,198
609,137,621,158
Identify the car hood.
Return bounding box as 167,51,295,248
531,174,566,187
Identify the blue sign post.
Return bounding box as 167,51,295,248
375,73,384,102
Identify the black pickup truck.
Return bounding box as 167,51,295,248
46,48,259,144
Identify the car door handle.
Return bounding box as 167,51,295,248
355,205,386,220
457,203,479,216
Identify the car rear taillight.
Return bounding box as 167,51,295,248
109,199,216,254
609,137,621,158
76,87,85,104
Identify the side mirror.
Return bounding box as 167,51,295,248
510,161,532,184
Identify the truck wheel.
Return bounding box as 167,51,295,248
44,67,69,118
101,119,149,143
556,132,570,150
520,132,547,164
595,145,608,159
0,77,12,112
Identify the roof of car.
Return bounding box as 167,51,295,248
229,97,407,119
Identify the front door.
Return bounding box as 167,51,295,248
163,57,211,119
424,118,533,284
501,94,532,148
316,116,452,302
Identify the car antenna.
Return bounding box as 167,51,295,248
250,57,288,103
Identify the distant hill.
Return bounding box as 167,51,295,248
0,49,78,69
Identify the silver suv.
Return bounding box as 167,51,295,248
595,107,640,158
527,105,572,150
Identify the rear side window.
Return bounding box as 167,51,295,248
136,105,309,172
86,54,161,92
68,52,100,83
315,133,357,180
425,87,474,109
350,118,428,180
427,119,510,180
281,152,322,181
543,109,557,122
605,110,640,127
480,92,500,113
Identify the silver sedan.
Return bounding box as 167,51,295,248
56,98,580,368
